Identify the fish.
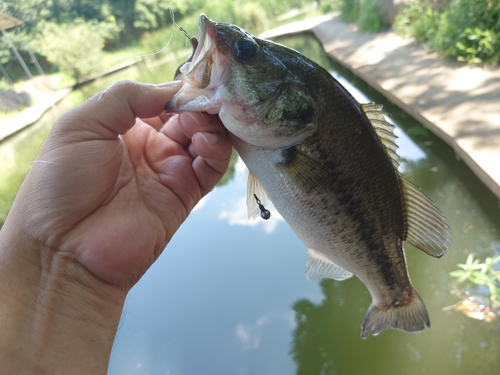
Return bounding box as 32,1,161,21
166,14,452,338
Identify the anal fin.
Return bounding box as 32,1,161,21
306,248,353,281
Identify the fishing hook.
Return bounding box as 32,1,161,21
254,194,271,220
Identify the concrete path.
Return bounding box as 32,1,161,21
0,88,71,142
262,14,500,200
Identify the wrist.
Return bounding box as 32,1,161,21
0,220,126,374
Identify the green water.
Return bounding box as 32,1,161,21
1,33,499,375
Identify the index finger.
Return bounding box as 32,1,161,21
54,80,183,141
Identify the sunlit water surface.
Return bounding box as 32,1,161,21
1,33,499,375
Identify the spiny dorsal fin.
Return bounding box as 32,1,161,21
246,169,270,219
306,248,353,281
362,103,400,169
402,178,451,257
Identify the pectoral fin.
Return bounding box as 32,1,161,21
306,248,353,281
281,149,335,194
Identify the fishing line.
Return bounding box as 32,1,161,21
128,7,186,84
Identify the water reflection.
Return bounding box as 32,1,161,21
291,279,500,375
218,159,284,234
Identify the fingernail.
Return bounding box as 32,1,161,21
156,80,183,88
197,132,218,145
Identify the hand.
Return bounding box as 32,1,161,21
0,80,231,374
9,80,230,288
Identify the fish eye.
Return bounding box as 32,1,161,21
233,37,259,63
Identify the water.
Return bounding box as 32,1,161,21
1,33,500,375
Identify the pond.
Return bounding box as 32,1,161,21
1,32,500,375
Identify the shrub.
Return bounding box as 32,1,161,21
37,20,109,81
393,0,439,42
394,0,500,65
340,0,359,23
357,0,385,33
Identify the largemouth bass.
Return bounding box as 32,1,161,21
166,15,451,338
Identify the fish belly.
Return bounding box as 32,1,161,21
234,140,430,338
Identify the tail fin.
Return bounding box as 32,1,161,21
360,290,430,339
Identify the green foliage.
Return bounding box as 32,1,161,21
319,0,342,13
357,0,385,33
36,20,109,81
455,27,500,64
450,254,500,306
394,0,500,65
340,0,359,23
0,0,324,83
200,0,270,34
393,0,438,41
0,0,51,32
335,0,385,33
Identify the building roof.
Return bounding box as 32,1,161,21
0,12,23,30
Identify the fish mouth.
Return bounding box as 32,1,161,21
186,14,214,80
165,14,221,113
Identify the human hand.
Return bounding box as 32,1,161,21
6,80,231,289
0,80,231,373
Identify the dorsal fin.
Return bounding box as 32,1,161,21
362,103,451,257
246,169,270,219
362,103,400,168
402,178,451,257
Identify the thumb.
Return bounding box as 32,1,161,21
54,80,182,140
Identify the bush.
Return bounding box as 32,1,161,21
340,0,359,23
357,0,385,33
393,0,439,41
37,20,109,81
394,0,500,65
200,0,270,34
336,0,384,33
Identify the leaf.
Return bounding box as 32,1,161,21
457,271,472,284
450,270,466,278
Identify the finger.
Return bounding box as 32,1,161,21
54,80,182,141
190,131,232,194
177,112,227,139
141,112,174,131
161,111,226,149
189,132,231,164
160,114,191,148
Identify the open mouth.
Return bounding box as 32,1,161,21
165,15,221,113
184,14,215,81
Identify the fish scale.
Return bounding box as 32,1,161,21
166,14,451,338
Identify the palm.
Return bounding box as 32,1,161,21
16,82,230,289
66,120,199,286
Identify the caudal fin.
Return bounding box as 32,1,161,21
360,290,430,339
